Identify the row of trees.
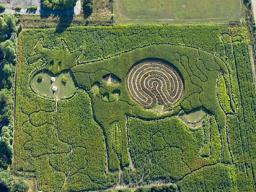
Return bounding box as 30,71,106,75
0,15,28,192
41,0,78,10
0,15,16,169
41,0,93,32
41,0,93,17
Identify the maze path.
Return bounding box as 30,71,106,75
127,60,184,108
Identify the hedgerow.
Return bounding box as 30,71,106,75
13,25,256,191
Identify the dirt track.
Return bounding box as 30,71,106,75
249,45,256,86
252,0,256,23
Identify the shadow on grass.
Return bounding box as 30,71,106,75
40,6,74,33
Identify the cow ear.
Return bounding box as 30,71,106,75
34,37,44,53
102,73,121,85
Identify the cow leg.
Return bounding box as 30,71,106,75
215,108,232,163
105,118,130,172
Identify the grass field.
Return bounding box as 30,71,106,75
30,71,76,100
114,0,243,23
89,0,113,22
13,25,256,192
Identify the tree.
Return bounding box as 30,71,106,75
0,39,16,88
0,171,11,192
11,179,28,192
37,75,43,83
0,141,12,168
0,125,12,169
0,172,28,192
0,89,12,126
0,38,16,63
83,0,93,18
0,5,5,13
0,15,16,41
61,75,68,85
243,0,251,6
41,0,78,10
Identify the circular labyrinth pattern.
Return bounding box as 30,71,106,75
127,60,184,109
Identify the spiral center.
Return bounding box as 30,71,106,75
127,59,184,109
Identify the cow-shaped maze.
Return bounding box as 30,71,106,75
28,43,234,172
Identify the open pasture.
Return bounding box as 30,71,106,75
114,0,243,23
13,25,256,192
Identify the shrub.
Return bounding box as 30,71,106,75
0,171,11,192
0,40,16,63
83,0,93,18
14,7,21,12
27,6,37,13
0,172,28,192
0,5,5,13
61,75,67,85
0,141,12,169
37,75,43,83
0,15,17,41
11,179,29,192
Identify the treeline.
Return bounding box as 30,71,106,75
0,15,16,169
41,0,78,10
0,15,28,192
41,0,93,18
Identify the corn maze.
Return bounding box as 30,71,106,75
13,26,256,192
127,60,184,109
